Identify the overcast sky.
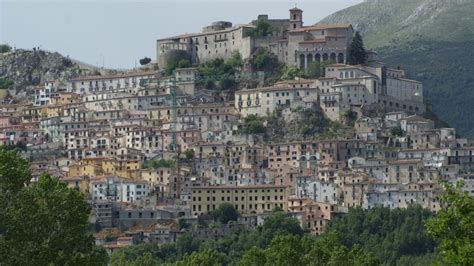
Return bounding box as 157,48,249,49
0,0,362,69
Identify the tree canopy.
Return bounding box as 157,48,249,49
348,31,367,65
0,78,14,90
211,203,239,224
280,65,301,80
426,180,474,265
0,44,11,53
0,148,107,265
164,51,192,75
139,57,152,65
327,205,438,265
196,51,242,91
238,115,266,135
249,19,273,37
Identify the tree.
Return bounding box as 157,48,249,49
260,212,303,245
252,49,272,71
426,180,474,265
348,31,367,65
0,78,14,90
238,246,267,266
250,18,273,37
184,149,195,161
239,115,265,135
305,61,323,79
164,51,192,75
265,234,306,266
0,174,107,265
0,147,31,194
226,51,243,68
212,203,239,224
280,65,301,80
0,44,11,53
139,57,152,65
177,249,222,266
343,109,358,126
328,206,437,265
390,126,405,137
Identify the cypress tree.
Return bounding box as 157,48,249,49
348,31,367,65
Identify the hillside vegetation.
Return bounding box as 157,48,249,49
320,0,474,137
0,47,102,96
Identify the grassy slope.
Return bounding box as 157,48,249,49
319,0,474,137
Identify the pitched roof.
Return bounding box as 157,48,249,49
291,24,352,33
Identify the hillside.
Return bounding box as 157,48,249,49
319,0,474,137
0,47,101,97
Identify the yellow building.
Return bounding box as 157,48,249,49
68,163,103,177
190,185,288,216
60,176,90,196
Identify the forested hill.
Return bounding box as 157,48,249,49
319,0,474,138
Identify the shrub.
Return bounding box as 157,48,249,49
139,57,152,65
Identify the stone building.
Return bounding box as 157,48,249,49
189,185,288,216
156,7,353,70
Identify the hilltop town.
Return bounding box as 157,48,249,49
0,7,473,256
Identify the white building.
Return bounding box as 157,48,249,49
68,71,158,95
90,176,150,203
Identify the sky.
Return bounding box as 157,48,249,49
0,0,363,69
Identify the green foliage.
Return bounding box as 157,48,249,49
196,51,242,91
164,51,192,75
0,173,107,265
305,61,323,79
211,203,239,224
426,180,474,265
259,212,304,246
298,108,330,137
316,121,353,140
139,57,152,65
240,232,378,266
226,51,243,69
327,206,438,265
396,252,442,266
179,219,191,230
348,31,367,65
380,40,474,138
176,249,223,266
2,141,28,152
390,126,405,137
0,44,11,53
303,60,337,79
251,49,273,71
111,212,304,265
344,109,358,126
238,115,266,135
249,18,273,37
142,159,176,169
280,65,301,80
321,0,474,137
0,78,14,90
0,147,31,194
184,149,195,160
238,246,267,266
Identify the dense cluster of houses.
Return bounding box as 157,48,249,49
2,19,473,253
